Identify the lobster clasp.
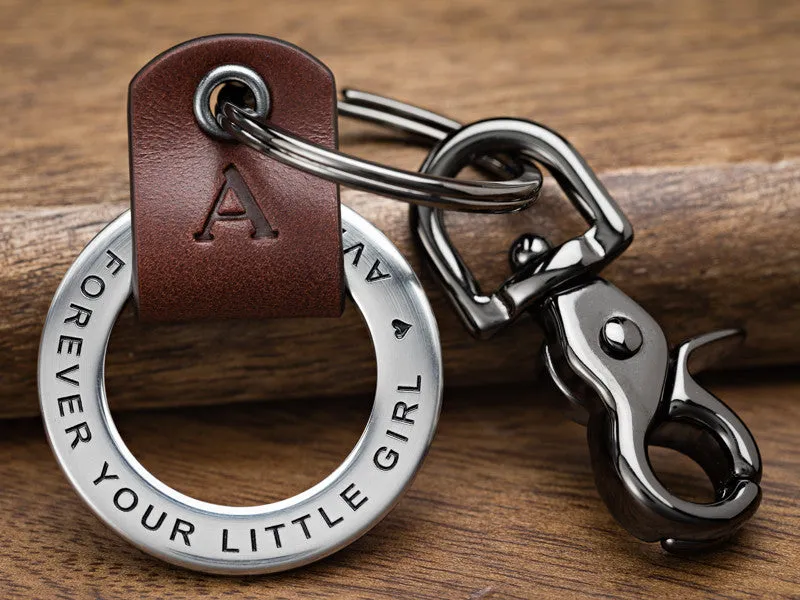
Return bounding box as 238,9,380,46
340,92,763,551
541,278,762,551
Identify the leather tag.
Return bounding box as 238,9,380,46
129,35,344,322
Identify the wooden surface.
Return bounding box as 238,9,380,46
1,373,798,599
2,0,800,417
2,1,800,598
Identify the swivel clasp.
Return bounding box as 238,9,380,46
339,89,763,551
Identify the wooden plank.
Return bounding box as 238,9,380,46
3,161,799,418
0,374,797,599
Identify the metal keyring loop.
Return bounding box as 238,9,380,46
338,89,516,179
216,101,543,213
39,206,442,574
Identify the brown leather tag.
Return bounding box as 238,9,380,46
129,35,344,322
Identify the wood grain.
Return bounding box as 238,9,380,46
2,163,799,418
1,0,800,418
0,372,797,599
2,2,800,598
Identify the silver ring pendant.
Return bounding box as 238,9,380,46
38,206,442,574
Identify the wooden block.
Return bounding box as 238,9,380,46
3,164,799,418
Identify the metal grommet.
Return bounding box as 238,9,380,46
193,64,271,141
38,207,442,574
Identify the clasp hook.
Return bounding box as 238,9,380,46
541,280,761,550
338,90,763,551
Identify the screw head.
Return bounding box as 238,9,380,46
600,316,643,359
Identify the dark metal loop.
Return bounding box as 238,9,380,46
338,89,523,180
412,116,633,338
216,100,543,213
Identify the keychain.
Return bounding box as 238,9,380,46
37,35,540,573
39,33,759,574
325,92,763,552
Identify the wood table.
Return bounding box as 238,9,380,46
1,1,798,598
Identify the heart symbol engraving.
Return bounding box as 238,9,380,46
392,319,412,340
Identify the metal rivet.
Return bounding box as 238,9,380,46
193,64,271,141
600,316,643,359
509,233,552,270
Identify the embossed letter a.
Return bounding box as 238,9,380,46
194,165,277,241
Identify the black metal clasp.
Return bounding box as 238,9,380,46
340,90,763,551
541,279,761,550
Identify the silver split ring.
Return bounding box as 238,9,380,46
193,65,542,212
217,102,543,213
